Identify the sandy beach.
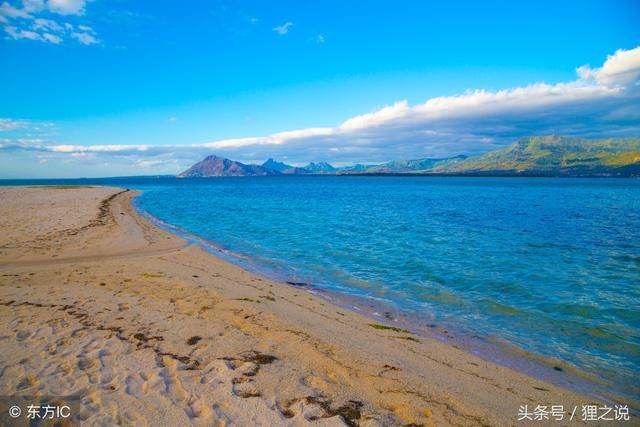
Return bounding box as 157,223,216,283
0,186,605,426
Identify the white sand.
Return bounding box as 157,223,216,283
0,186,603,426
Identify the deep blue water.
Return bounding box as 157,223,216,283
3,176,640,400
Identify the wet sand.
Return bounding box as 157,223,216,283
0,186,605,426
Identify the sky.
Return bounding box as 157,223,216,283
1,0,639,178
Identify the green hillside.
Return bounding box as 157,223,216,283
364,155,468,173
430,136,640,176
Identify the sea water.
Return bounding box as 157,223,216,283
4,176,639,401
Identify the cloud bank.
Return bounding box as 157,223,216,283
1,46,640,177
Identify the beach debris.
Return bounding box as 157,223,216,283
238,350,278,366
378,364,401,376
279,395,363,426
141,272,164,278
186,336,202,345
394,336,421,343
286,281,309,287
235,297,260,303
368,323,412,334
219,351,278,377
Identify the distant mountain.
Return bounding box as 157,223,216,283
262,158,311,175
344,155,468,174
282,166,312,175
304,162,337,173
336,164,376,173
430,136,640,176
178,136,640,178
262,158,293,172
178,155,279,177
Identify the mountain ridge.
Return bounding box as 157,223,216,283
178,136,640,177
261,159,312,175
304,162,337,173
178,155,279,177
427,136,640,176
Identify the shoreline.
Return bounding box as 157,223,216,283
0,185,631,425
131,190,634,407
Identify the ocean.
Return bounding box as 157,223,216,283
3,176,639,401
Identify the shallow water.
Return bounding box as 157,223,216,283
4,176,639,400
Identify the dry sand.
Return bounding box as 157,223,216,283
0,186,605,426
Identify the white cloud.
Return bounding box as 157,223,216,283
0,2,33,20
577,46,640,87
341,101,411,131
0,118,28,131
207,128,334,149
41,31,60,42
0,0,97,44
70,151,94,158
314,34,325,44
47,0,86,15
1,45,639,176
70,29,96,44
51,144,150,153
22,0,45,12
272,21,292,35
32,17,61,31
336,49,639,132
0,0,86,19
137,159,163,168
4,24,40,40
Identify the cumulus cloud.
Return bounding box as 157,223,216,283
0,1,32,21
33,17,61,30
47,0,85,15
272,21,292,35
1,46,640,177
4,24,38,39
1,0,98,44
0,118,30,131
577,47,640,87
201,46,640,161
208,128,334,149
69,28,95,44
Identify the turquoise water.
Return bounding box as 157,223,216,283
4,176,639,400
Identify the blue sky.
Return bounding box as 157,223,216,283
1,0,639,177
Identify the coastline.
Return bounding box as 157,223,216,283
131,191,629,406
0,185,623,425
132,185,640,410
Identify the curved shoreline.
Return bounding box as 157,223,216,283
0,185,633,425
130,190,631,407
